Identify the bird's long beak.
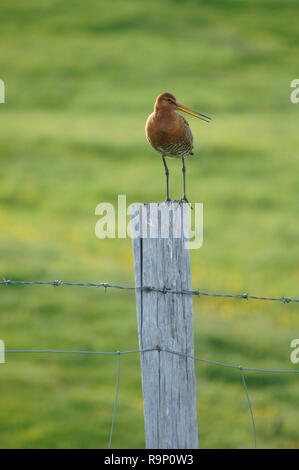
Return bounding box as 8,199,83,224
176,103,211,123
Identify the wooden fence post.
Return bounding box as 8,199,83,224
130,202,198,449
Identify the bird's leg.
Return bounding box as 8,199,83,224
182,157,187,200
162,156,171,202
181,157,192,208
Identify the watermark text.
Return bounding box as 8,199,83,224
290,79,299,104
95,195,203,249
0,340,5,364
290,339,299,364
0,80,5,104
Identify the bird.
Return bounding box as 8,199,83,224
145,92,211,204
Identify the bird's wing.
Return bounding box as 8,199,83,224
179,114,193,151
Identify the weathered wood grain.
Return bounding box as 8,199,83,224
130,202,198,449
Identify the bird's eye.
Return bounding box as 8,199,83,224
167,98,172,103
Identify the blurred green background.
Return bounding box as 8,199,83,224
0,0,299,449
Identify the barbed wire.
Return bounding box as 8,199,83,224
2,277,299,448
1,278,299,304
4,346,299,449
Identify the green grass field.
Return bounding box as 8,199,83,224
0,0,299,448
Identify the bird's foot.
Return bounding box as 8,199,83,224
180,196,193,210
164,197,172,203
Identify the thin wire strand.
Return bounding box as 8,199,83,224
160,347,299,374
240,367,257,449
4,347,156,356
1,278,298,304
3,346,299,450
109,352,120,449
5,346,299,374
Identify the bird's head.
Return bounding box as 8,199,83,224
155,92,178,111
154,92,211,123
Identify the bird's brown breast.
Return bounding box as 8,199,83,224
146,111,193,158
